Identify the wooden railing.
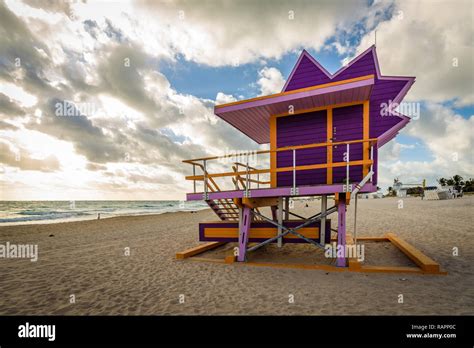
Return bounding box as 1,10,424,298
183,138,377,195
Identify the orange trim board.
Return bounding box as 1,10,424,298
215,75,374,109
204,227,319,239
327,107,333,184
362,100,370,178
186,159,374,181
176,242,224,259
274,100,366,118
270,114,277,187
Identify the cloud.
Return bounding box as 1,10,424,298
136,0,381,67
0,119,18,130
351,0,473,106
0,0,471,199
257,67,285,96
29,98,128,164
95,43,166,121
405,102,473,172
0,93,26,117
0,1,55,96
378,102,473,187
86,162,107,171
0,141,60,172
21,0,73,17
215,92,237,105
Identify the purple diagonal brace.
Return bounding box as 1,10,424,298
237,206,251,262
336,195,347,267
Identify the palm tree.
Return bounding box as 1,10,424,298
464,178,474,192
452,175,464,191
437,177,447,186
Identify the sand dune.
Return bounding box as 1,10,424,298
0,196,472,315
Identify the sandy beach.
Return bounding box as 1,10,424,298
0,196,472,315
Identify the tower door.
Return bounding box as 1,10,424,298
276,110,327,187
331,104,364,184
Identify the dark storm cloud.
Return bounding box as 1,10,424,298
59,49,99,93
0,0,252,185
104,18,125,43
0,93,26,117
83,19,99,39
29,98,126,163
124,172,175,184
132,123,202,169
95,44,161,117
0,1,54,95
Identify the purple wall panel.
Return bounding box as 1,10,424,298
332,52,376,82
283,49,407,141
276,110,327,186
285,56,330,91
277,111,327,147
277,169,327,186
333,165,363,183
276,105,366,186
369,79,407,138
275,48,410,190
331,104,364,183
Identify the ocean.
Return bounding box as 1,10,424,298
0,200,209,226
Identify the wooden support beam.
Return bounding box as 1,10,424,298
182,235,447,275
386,232,440,273
358,265,424,274
356,236,388,242
225,255,236,264
242,261,347,272
242,197,280,208
346,234,361,271
233,198,243,208
176,242,225,260
335,192,351,205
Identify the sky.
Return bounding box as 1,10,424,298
0,0,472,200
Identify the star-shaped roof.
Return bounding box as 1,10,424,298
282,45,415,147
214,45,415,146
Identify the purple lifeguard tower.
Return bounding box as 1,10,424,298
182,45,416,268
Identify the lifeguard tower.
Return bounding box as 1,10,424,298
178,46,444,274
